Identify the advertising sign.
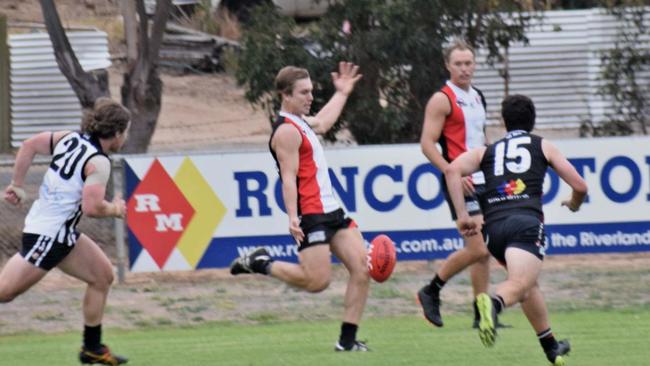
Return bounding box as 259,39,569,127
124,137,650,272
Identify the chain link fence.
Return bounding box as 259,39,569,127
0,157,120,265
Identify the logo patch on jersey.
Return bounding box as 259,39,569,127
498,179,526,196
127,158,226,270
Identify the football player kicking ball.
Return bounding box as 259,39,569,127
230,62,370,352
445,95,587,365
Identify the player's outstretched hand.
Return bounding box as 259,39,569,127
332,61,362,96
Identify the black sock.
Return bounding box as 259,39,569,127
537,328,558,352
473,300,480,320
263,261,274,275
251,258,274,275
492,295,505,314
425,275,446,296
83,324,102,351
339,322,358,348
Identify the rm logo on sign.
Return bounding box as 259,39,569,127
127,159,195,268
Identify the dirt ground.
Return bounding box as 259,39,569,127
1,252,649,335
110,66,271,153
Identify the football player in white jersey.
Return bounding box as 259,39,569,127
0,98,129,365
418,39,508,329
231,62,371,351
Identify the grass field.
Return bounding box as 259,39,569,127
1,307,648,366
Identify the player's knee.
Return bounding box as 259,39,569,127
477,249,490,261
89,268,114,291
469,247,490,262
0,286,19,303
105,270,115,286
349,261,370,282
508,279,528,299
305,277,330,293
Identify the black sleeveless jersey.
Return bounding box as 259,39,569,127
479,131,548,224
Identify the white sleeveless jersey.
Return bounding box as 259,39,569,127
440,81,487,184
24,132,107,244
271,112,340,215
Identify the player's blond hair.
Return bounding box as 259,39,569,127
443,39,475,63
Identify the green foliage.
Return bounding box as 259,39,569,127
236,0,534,144
585,3,650,137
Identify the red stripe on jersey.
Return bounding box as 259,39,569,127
281,117,325,214
440,85,467,161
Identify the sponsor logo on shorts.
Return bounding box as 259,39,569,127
308,231,326,243
466,201,480,212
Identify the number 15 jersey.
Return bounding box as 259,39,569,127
24,132,108,244
479,130,548,224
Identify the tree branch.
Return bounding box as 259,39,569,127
39,0,108,108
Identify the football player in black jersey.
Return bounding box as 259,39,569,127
444,95,587,366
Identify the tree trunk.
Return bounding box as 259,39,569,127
119,0,138,63
121,0,172,153
40,0,109,109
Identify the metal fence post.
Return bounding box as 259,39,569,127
0,14,11,153
113,156,127,284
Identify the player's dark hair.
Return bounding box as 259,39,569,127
501,94,536,132
275,66,310,96
81,97,130,139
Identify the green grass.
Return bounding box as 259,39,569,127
1,309,648,366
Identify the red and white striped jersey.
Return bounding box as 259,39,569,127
439,81,487,184
270,112,340,215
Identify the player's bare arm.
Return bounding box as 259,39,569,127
81,155,125,218
421,92,476,195
420,92,450,171
272,124,305,243
542,139,588,211
305,61,362,134
444,147,486,236
4,130,70,206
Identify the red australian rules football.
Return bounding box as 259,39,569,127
367,234,396,283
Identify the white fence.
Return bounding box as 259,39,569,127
8,31,110,147
474,8,650,129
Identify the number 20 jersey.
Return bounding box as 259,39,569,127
24,132,107,244
479,130,548,224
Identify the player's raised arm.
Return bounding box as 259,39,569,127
305,61,362,134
